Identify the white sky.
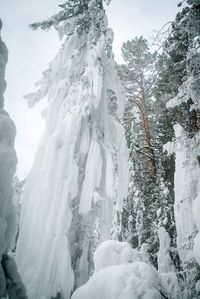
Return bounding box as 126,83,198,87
1,0,182,179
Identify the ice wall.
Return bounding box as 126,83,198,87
16,2,129,298
165,123,200,265
0,19,27,298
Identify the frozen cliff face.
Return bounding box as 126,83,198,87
71,240,162,299
0,20,26,298
164,123,200,298
16,1,129,298
171,124,200,264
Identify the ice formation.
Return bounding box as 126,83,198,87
71,240,162,299
171,124,200,264
16,1,129,298
157,227,181,299
0,19,27,298
165,70,200,268
157,227,175,273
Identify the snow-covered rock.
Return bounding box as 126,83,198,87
0,19,26,298
1,254,27,298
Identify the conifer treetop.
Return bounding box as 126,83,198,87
30,0,111,32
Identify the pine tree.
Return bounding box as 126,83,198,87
119,37,157,177
16,1,129,298
118,37,165,265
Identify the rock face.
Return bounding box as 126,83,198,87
0,19,26,298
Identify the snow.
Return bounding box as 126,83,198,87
16,1,129,298
113,120,130,211
159,273,181,299
193,194,200,265
157,227,175,273
157,228,180,299
166,75,200,109
164,123,200,265
193,233,200,265
0,24,19,297
104,0,112,5
72,240,162,299
93,240,142,272
79,139,103,214
71,262,162,299
173,125,200,263
196,280,200,294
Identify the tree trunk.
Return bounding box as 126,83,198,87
140,86,157,177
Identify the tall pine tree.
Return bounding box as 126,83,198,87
16,1,129,298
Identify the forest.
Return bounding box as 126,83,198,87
0,0,200,298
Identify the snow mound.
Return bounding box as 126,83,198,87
71,261,162,299
72,240,161,299
94,240,142,272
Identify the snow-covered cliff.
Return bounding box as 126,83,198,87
166,72,200,267
165,71,200,296
0,19,26,298
16,1,129,298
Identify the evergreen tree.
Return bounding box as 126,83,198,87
16,1,129,298
155,0,200,295
119,37,157,177
118,37,165,265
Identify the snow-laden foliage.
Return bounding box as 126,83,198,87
16,1,129,298
118,36,177,269
158,0,200,296
71,240,162,299
93,240,143,271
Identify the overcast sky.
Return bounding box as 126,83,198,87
1,0,182,179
